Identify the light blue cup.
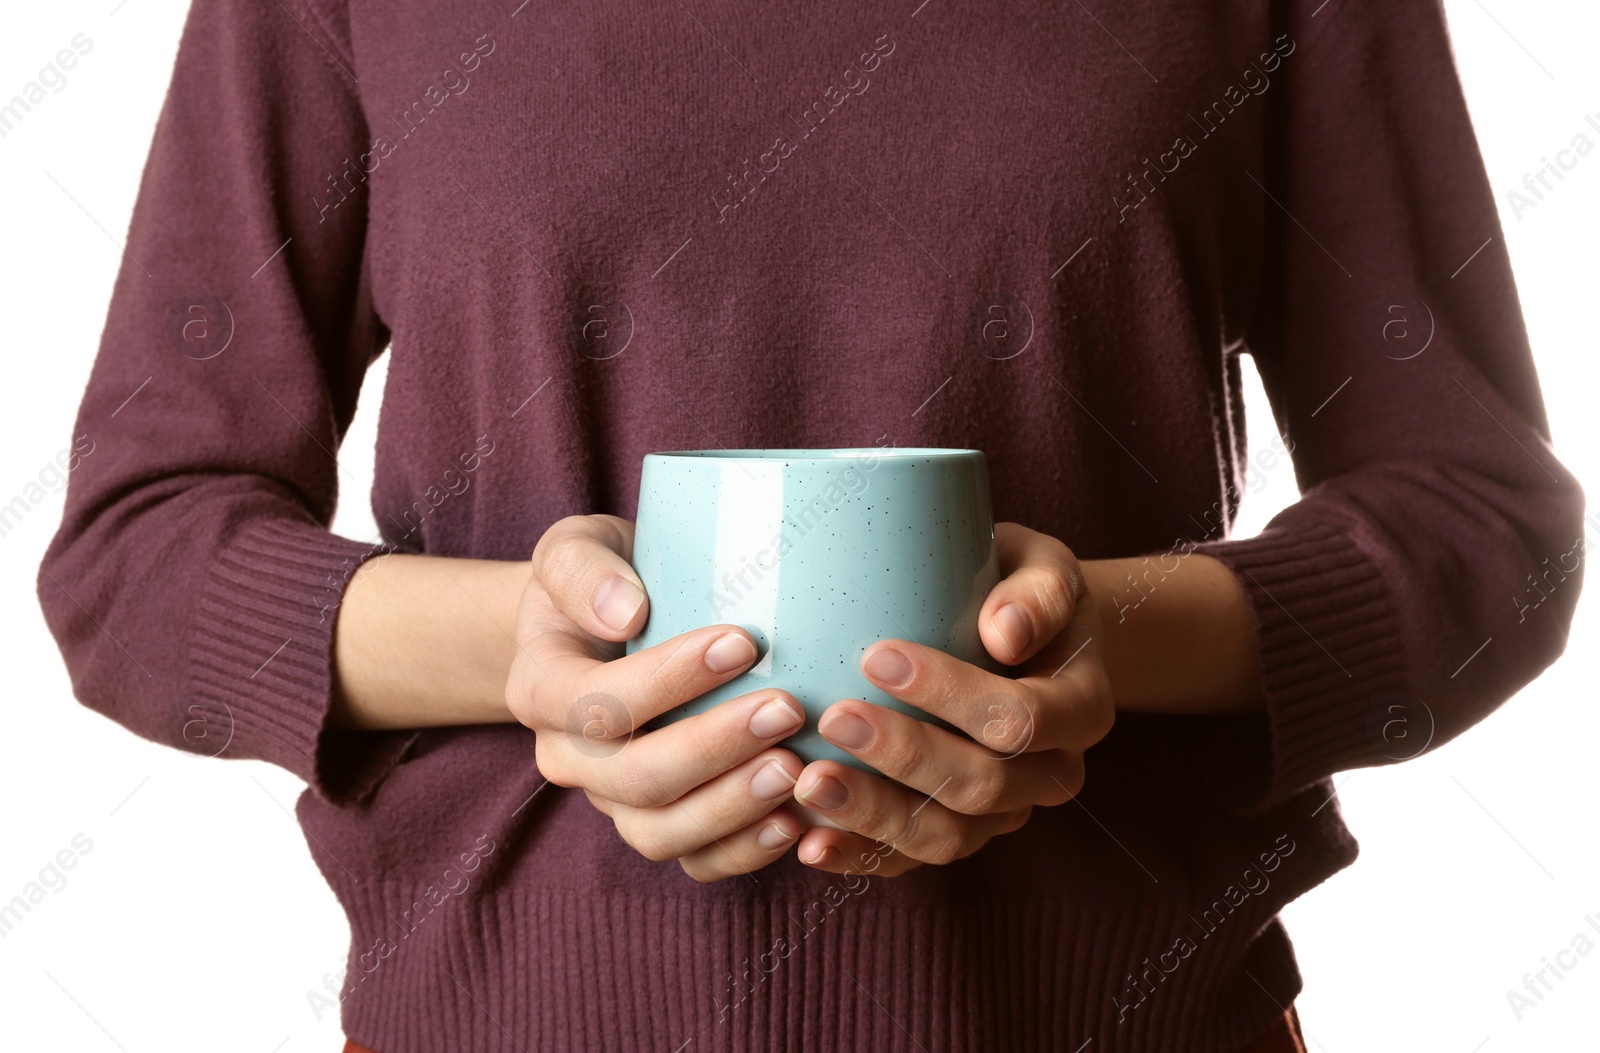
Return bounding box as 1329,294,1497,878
626,447,1001,771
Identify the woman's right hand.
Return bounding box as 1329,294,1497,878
505,514,807,882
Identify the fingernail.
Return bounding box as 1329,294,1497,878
705,631,757,673
802,843,837,867
862,646,913,688
757,821,796,850
594,575,646,633
797,774,849,811
750,760,797,801
993,602,1033,659
749,696,804,738
821,711,874,750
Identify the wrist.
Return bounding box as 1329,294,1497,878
465,557,531,723
1080,553,1265,715
330,554,531,730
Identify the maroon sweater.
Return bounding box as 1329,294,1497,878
38,0,1583,1050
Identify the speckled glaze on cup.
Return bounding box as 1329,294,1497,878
626,447,1001,772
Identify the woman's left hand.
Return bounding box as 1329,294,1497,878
791,521,1114,877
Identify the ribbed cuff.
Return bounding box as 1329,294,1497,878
1192,519,1409,813
188,516,415,805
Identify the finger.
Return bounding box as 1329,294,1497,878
676,807,804,883
794,827,924,878
791,760,1030,866
793,804,1032,877
516,621,763,735
816,699,1076,813
589,749,804,864
978,523,1086,665
532,514,650,641
543,688,805,807
859,638,1104,754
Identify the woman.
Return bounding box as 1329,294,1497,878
38,0,1582,1050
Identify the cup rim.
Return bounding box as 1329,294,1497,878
645,447,983,461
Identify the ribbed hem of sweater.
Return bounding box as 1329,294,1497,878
186,517,415,805
329,880,1310,1053
1194,520,1409,812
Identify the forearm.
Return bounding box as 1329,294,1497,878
329,548,1262,730
330,553,528,730
1082,554,1265,715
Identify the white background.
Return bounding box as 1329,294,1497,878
1,2,1595,1050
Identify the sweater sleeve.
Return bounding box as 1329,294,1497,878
36,0,415,805
1192,0,1585,811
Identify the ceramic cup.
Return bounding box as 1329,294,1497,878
626,447,1001,775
